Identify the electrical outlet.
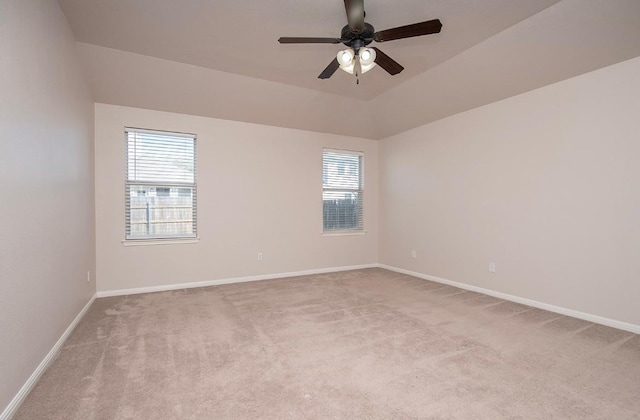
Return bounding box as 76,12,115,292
411,250,417,259
87,270,91,282
489,262,496,273
257,252,263,261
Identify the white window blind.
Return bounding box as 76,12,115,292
125,128,197,240
322,149,363,232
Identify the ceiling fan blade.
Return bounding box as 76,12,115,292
278,37,341,44
344,0,365,31
374,19,442,42
318,58,340,79
372,47,404,75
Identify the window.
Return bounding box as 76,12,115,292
178,188,192,198
125,128,197,240
155,187,170,197
322,149,363,232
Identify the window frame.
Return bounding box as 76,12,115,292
124,127,198,244
322,148,365,235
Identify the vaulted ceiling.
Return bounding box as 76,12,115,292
59,0,640,139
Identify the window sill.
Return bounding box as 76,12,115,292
322,230,367,237
122,237,200,246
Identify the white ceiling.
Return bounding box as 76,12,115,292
59,0,640,139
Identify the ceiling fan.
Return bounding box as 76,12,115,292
278,0,442,82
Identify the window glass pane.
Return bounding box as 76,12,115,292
322,149,363,232
323,191,362,230
178,188,192,198
127,131,195,183
127,185,194,238
156,187,170,197
125,128,196,240
323,151,361,189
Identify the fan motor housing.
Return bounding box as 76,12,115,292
341,23,375,50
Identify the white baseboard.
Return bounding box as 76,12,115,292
96,263,379,298
1,294,97,420
379,264,640,335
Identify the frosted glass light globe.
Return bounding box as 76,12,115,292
359,48,376,66
337,49,355,66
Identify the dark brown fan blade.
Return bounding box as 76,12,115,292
374,19,442,42
318,58,340,79
278,37,341,44
372,47,404,75
344,0,365,31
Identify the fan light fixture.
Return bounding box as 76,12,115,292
337,47,376,75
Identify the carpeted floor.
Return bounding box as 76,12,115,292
15,268,640,419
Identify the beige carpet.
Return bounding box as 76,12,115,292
15,268,640,419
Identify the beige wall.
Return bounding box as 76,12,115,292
380,56,640,326
95,104,378,293
77,43,377,140
0,0,95,412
